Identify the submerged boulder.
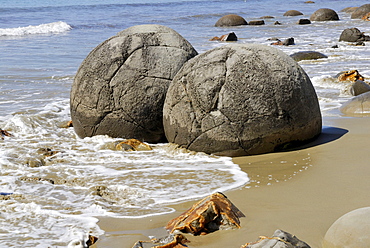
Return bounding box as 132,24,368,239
290,51,327,61
283,10,303,16
163,43,322,157
70,24,198,143
351,4,370,19
323,207,370,248
215,14,248,27
339,28,370,42
310,8,339,21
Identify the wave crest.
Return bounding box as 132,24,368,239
0,21,72,36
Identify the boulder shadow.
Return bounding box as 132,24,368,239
283,126,348,151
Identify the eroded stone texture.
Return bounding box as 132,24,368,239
163,44,322,156
166,192,245,235
70,24,198,143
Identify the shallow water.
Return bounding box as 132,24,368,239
1,0,369,246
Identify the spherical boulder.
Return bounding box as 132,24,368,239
283,10,304,16
163,44,322,157
215,14,248,27
339,27,368,42
70,24,198,143
351,4,370,19
310,8,339,21
323,207,370,248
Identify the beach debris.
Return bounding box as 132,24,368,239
210,32,238,42
337,70,365,82
241,229,311,248
271,37,295,46
1,129,12,139
132,233,189,248
166,192,245,236
115,138,153,151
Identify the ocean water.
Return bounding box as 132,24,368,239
0,0,369,247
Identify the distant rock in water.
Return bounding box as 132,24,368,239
215,14,248,27
351,4,370,19
339,27,370,42
310,8,339,21
70,24,198,143
290,51,328,61
163,43,322,157
283,10,303,16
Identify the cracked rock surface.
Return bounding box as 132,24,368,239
163,44,322,157
70,24,198,143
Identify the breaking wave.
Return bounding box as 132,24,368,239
0,21,72,36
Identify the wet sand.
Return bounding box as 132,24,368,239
95,116,370,248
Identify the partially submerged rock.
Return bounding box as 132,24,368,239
271,37,295,46
249,20,265,25
115,138,153,151
166,192,245,235
283,10,303,16
337,70,365,82
351,4,370,19
210,32,238,41
1,129,12,139
215,14,248,27
297,19,311,25
242,229,311,248
339,28,370,42
310,8,339,21
132,234,189,248
290,51,327,61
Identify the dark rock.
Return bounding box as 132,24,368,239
0,129,12,140
215,14,248,27
272,38,295,46
305,1,315,3
290,51,328,61
260,16,274,19
339,27,369,42
70,25,197,143
297,19,311,25
166,192,245,235
242,229,311,248
283,10,303,16
249,20,265,25
163,44,322,156
310,8,339,21
210,32,238,41
340,91,370,117
351,4,370,19
331,44,339,48
274,21,282,25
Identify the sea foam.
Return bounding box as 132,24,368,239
0,21,72,36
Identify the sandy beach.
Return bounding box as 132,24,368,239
96,116,370,248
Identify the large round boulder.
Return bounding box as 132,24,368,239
323,207,370,248
163,44,322,157
339,27,369,42
215,14,248,27
351,4,370,19
70,24,198,143
310,8,339,21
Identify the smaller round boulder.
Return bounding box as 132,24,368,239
323,207,370,247
215,14,248,27
290,51,327,62
339,27,367,42
340,91,370,117
351,4,370,19
310,8,339,21
283,10,304,16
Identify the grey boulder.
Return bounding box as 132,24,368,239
290,51,327,61
340,91,370,117
339,27,370,42
163,44,322,157
351,4,370,19
215,14,248,27
310,8,339,21
70,24,197,143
